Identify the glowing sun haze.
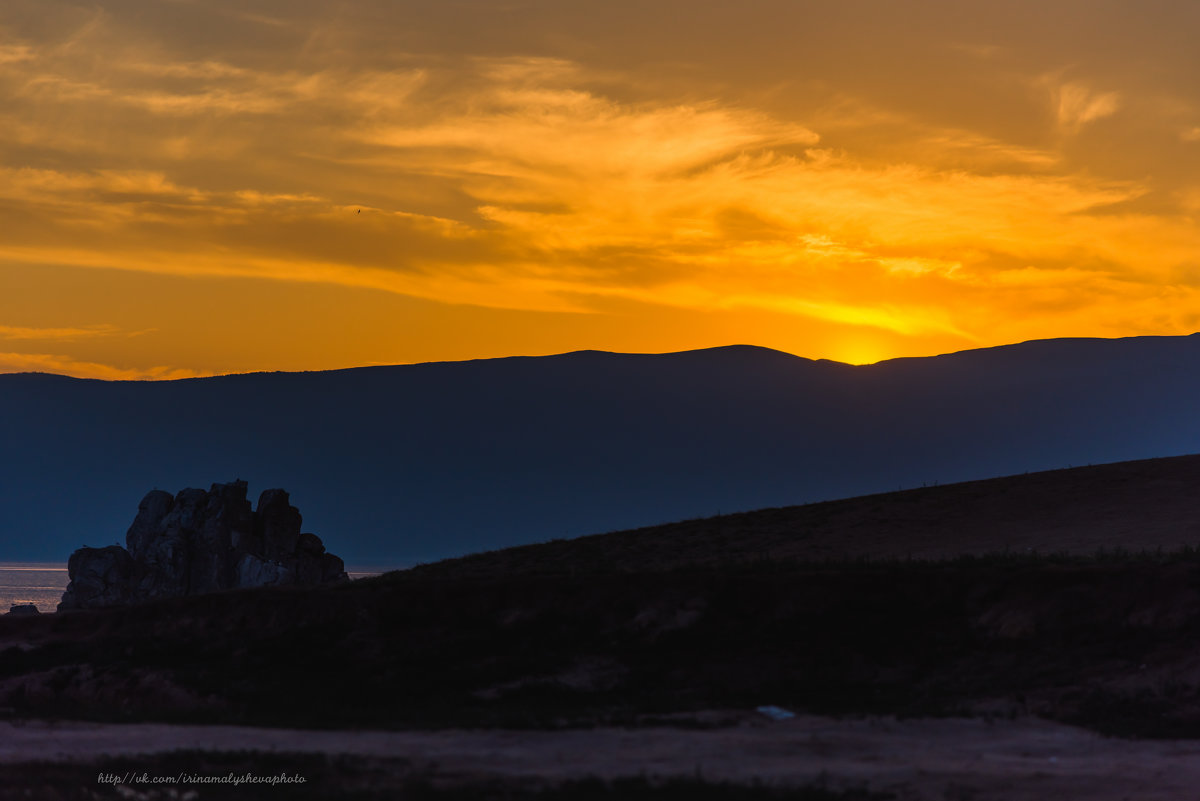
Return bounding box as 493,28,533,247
4,0,1200,378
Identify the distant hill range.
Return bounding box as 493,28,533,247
2,334,1200,564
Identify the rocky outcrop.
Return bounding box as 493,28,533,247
59,481,347,611
7,604,41,616
59,546,136,610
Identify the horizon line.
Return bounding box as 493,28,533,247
1,331,1198,383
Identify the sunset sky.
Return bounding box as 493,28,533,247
4,1,1200,378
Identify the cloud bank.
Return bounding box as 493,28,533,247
3,0,1200,373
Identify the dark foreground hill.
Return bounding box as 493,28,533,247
3,547,1200,739
2,333,1200,564
3,455,1200,741
409,454,1200,577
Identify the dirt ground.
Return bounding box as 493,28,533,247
1,714,1197,800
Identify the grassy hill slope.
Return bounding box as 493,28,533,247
410,454,1200,578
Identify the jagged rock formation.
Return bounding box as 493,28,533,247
59,481,347,611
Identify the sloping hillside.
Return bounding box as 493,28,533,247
409,454,1200,577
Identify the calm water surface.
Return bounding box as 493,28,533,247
0,563,387,614
0,563,68,612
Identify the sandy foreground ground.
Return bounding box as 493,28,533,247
1,714,1198,800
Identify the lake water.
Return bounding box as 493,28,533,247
0,563,69,613
0,563,389,614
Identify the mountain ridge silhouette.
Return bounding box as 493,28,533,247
2,333,1198,564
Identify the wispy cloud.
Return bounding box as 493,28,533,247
1050,80,1120,133
0,44,33,64
0,324,135,341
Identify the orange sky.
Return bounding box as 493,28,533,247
4,0,1200,378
